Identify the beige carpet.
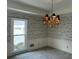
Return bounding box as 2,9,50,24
8,47,72,59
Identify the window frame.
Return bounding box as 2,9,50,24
11,18,28,52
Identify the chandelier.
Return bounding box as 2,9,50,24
43,0,61,27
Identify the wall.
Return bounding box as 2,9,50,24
7,11,48,56
48,13,72,53
7,11,72,56
7,17,13,56
7,10,72,57
53,0,72,15
27,13,48,50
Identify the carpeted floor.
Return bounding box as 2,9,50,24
8,47,72,59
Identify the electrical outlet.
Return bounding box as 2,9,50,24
67,45,68,48
30,44,34,47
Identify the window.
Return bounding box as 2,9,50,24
12,18,27,51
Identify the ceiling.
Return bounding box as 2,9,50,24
10,0,71,11
8,0,72,15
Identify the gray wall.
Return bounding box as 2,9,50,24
48,13,72,40
7,11,72,56
7,11,47,56
27,13,48,50
27,15,47,40
48,13,72,53
7,17,13,56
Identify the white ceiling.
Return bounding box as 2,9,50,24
8,0,72,14
10,0,71,11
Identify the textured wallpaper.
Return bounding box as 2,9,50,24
27,16,47,40
7,12,48,54
48,13,72,40
8,12,72,41
7,17,11,42
7,11,47,41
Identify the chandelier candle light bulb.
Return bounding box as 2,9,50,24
43,13,61,27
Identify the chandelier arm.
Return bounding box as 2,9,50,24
43,0,61,27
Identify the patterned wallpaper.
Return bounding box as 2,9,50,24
7,11,47,41
7,11,72,47
48,13,72,40
27,16,47,40
7,17,11,42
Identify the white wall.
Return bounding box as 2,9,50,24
7,38,47,56
48,38,72,53
26,38,47,50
